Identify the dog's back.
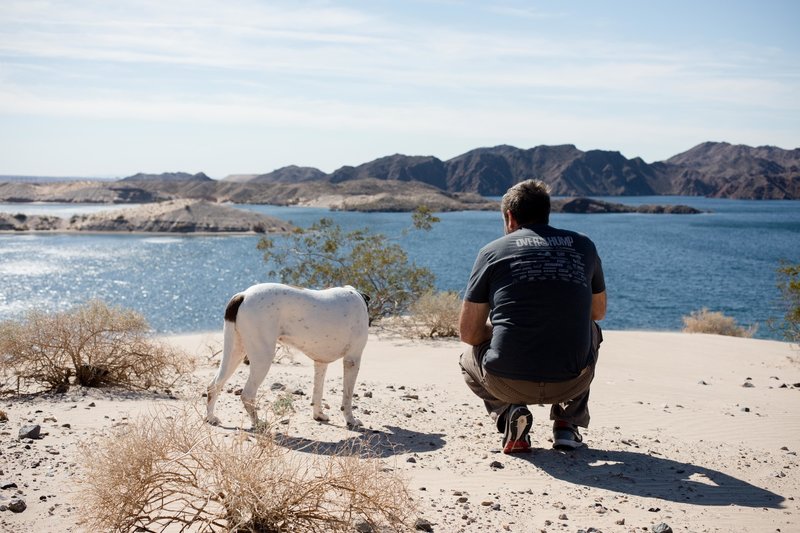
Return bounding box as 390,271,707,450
208,283,370,428
233,284,369,362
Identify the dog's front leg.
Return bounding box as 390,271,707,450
341,356,363,429
312,361,330,422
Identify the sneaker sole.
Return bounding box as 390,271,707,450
503,409,532,454
552,439,585,450
503,439,531,454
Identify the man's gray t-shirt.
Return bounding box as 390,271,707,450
464,223,605,382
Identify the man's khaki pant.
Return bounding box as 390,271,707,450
459,322,601,431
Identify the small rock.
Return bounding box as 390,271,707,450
407,457,417,463
457,496,468,503
414,517,434,532
652,523,673,533
489,460,504,470
270,382,286,391
698,380,709,385
8,497,27,513
354,519,373,533
292,389,305,396
88,402,96,407
1,481,18,490
741,407,750,412
616,518,626,525
18,425,41,440
481,500,493,506
558,513,568,520
364,391,373,398
742,382,755,388
648,507,661,512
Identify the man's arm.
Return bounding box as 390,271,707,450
459,300,492,345
592,290,607,321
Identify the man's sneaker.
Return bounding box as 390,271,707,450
502,405,532,454
552,420,584,450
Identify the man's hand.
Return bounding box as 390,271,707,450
592,291,607,321
459,300,492,345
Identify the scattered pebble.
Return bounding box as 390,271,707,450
414,517,434,532
18,425,41,440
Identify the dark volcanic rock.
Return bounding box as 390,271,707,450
1,141,796,203
330,154,448,190
662,142,800,199
553,198,700,215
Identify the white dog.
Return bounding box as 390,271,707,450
206,283,370,429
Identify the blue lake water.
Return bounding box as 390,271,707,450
0,197,798,339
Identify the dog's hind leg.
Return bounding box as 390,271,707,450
340,355,363,429
312,361,330,422
206,322,246,425
239,332,277,430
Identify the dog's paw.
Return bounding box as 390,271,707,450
313,412,330,423
205,415,221,426
345,417,363,430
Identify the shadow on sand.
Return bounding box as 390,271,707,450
275,425,446,458
521,446,785,508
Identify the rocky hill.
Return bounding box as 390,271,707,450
316,142,797,199
0,200,293,233
2,142,796,203
223,142,797,199
248,165,327,184
659,142,800,199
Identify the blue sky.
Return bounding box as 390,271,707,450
0,0,797,178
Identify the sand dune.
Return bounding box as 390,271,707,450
1,330,798,532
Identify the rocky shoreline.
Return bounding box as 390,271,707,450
0,177,500,212
0,194,701,234
0,200,293,234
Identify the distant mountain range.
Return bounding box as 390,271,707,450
227,141,797,199
1,142,797,200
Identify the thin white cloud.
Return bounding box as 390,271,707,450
0,0,796,174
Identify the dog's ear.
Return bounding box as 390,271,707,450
358,292,371,304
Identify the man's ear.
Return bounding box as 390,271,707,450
504,210,519,234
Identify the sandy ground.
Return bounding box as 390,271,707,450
1,329,798,532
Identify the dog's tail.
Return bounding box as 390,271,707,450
224,293,245,323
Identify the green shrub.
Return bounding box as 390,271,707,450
257,209,438,321
682,308,756,338
776,262,800,343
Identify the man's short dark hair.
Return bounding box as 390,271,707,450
501,179,551,225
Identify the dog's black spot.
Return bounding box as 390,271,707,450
224,293,245,323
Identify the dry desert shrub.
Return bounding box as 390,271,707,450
406,290,461,338
0,300,192,392
682,307,757,338
77,408,415,532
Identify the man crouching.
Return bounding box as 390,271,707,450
459,179,606,453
